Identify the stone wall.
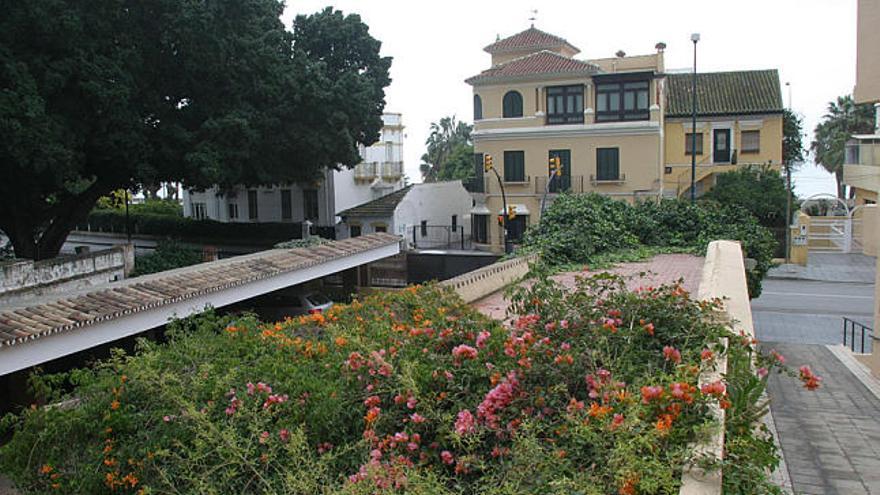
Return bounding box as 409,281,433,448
0,245,132,305
439,255,536,303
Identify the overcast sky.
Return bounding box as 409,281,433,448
282,0,859,199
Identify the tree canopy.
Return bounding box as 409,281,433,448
0,1,391,259
702,165,796,229
782,108,806,167
811,95,875,198
419,116,472,182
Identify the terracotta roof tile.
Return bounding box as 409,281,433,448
466,50,599,85
484,27,579,55
666,70,783,117
0,233,400,348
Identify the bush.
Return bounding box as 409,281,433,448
129,199,183,217
521,194,776,298
80,210,306,245
701,165,796,229
1,275,799,494
130,241,203,277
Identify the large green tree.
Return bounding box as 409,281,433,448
702,165,795,229
811,95,875,198
0,2,390,259
783,108,806,167
419,116,472,182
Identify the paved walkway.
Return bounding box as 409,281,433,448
769,252,876,284
472,254,705,320
766,343,880,494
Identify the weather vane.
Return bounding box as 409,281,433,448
529,9,537,27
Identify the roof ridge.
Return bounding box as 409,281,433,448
484,26,579,54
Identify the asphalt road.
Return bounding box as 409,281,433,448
752,279,874,348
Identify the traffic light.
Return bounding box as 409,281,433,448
507,205,517,221
497,214,504,226
549,156,562,177
483,154,494,172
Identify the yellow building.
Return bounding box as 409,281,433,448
844,0,880,206
466,27,666,252
663,70,784,198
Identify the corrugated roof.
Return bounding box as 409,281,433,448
0,234,400,347
466,50,599,85
484,27,580,55
666,70,783,117
338,186,413,218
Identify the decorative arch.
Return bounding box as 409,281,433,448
502,91,523,118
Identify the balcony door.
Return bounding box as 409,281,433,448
548,150,571,193
713,129,731,164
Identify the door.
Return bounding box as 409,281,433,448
548,150,571,193
713,129,731,163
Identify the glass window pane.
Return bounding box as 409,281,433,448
566,95,575,113
547,96,555,114
609,93,620,111
624,81,649,90
637,90,649,109
575,94,583,113
597,93,607,112
624,92,635,110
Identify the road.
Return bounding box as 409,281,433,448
753,279,874,348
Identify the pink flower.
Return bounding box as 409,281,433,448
163,415,171,423
663,346,682,364
476,372,519,430
770,350,786,364
475,331,491,349
700,380,726,397
544,321,557,332
454,409,476,435
246,382,255,395
701,348,714,361
610,413,625,430
560,319,570,329
440,450,454,465
756,367,768,378
259,431,270,444
452,344,478,360
406,396,417,409
279,429,290,443
640,385,664,404
410,413,426,424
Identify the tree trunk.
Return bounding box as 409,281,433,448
835,168,846,199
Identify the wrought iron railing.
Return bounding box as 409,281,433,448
411,225,470,250
843,317,873,353
534,176,585,194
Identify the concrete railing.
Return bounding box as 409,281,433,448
0,245,134,305
439,254,537,303
680,240,754,494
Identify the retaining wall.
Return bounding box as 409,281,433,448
439,255,536,303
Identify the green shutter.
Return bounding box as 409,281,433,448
597,148,619,181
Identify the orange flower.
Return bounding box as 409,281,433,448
110,400,120,410
40,464,53,474
588,402,613,419
122,473,139,487
655,414,674,434
334,336,348,347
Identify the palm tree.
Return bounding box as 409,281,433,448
811,95,875,198
420,116,472,182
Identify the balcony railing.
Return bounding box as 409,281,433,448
590,173,627,185
535,176,585,194
845,141,880,166
381,161,404,179
354,162,377,180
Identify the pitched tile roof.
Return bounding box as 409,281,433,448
666,70,783,118
338,186,412,218
0,234,400,347
484,27,579,55
466,50,599,85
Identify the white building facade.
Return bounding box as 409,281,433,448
183,113,406,235
338,181,474,249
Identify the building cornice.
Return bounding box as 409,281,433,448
473,121,661,141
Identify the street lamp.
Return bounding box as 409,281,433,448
690,33,700,204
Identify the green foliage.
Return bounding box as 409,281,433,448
81,210,305,245
420,116,473,182
521,194,776,297
130,241,202,277
811,95,876,198
130,200,183,217
0,2,390,260
702,165,796,229
0,275,748,494
782,109,806,167
274,237,330,249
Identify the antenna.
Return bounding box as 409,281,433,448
528,9,538,27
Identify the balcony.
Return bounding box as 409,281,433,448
590,173,627,185
354,162,377,181
843,137,880,194
381,161,404,179
534,176,585,194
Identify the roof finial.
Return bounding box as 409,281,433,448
528,9,538,28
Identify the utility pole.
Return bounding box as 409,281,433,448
784,82,792,263
690,33,700,203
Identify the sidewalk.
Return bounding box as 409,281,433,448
769,252,876,284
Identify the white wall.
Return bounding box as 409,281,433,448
395,181,473,244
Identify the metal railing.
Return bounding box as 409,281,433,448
354,162,377,180
411,225,470,250
534,176,585,194
843,317,873,354
589,173,627,185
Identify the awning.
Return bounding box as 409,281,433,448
498,204,530,215
470,205,491,215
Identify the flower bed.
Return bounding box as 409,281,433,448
0,271,811,494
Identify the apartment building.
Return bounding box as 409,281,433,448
183,113,406,235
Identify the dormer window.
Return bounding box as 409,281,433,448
502,91,523,118
595,74,651,122
546,85,584,124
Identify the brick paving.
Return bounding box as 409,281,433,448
765,343,880,495
472,254,704,320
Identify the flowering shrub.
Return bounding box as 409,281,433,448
0,274,812,494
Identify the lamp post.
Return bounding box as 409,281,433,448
690,33,700,203
784,82,792,263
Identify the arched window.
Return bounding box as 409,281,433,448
473,94,483,120
502,91,523,118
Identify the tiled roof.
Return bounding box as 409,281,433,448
338,186,412,218
466,50,599,85
484,27,579,55
666,70,783,117
0,234,400,347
